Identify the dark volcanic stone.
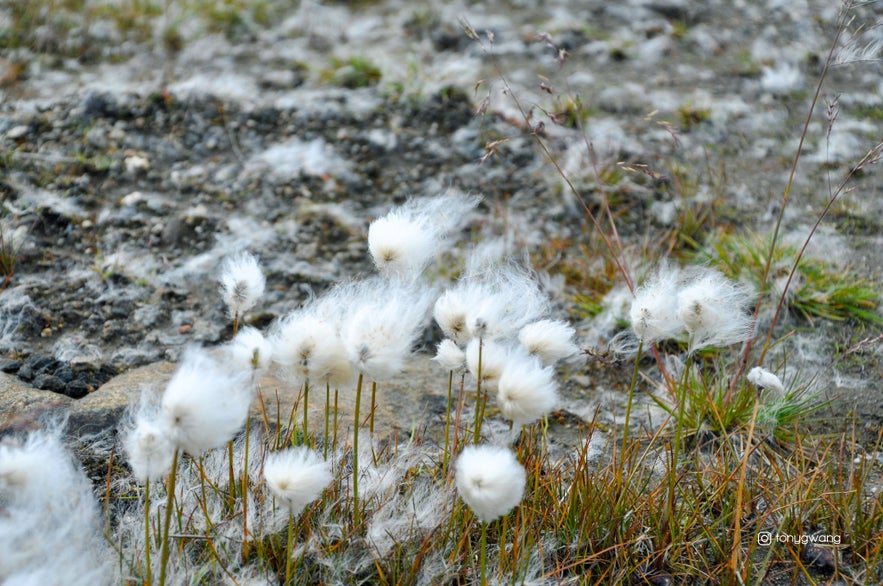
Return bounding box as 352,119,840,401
83,92,118,119
33,373,67,393
64,380,91,399
17,355,59,381
0,358,22,373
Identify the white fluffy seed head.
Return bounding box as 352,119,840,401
227,326,272,376
263,447,332,516
218,251,266,319
464,264,549,341
433,339,467,373
676,269,754,352
368,211,435,278
465,338,509,392
496,357,559,426
455,445,526,523
433,283,482,345
368,192,480,278
0,427,113,584
122,411,175,483
747,366,786,397
271,311,350,386
629,265,683,343
518,319,578,364
161,348,253,456
0,427,79,507
342,278,434,381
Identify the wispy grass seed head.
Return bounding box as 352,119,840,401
228,325,273,376
123,410,175,483
342,278,434,381
465,338,509,392
676,268,754,352
455,445,526,523
264,447,332,516
0,427,113,584
747,366,786,397
434,282,484,345
219,251,265,319
465,264,549,341
271,311,351,386
496,356,559,427
629,264,683,343
161,348,253,456
518,319,578,364
368,192,480,278
433,338,467,373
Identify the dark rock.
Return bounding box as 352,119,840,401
54,366,74,383
83,92,118,119
33,373,67,393
803,543,836,574
64,380,91,399
0,358,21,373
17,355,59,381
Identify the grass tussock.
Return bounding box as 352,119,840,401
699,231,883,326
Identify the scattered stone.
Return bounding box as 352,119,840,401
802,543,836,574
33,373,67,393
6,125,29,139
0,358,22,373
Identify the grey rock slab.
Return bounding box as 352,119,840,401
258,353,450,440
0,372,72,434
68,361,177,436
61,353,450,439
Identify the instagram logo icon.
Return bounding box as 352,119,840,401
757,532,773,546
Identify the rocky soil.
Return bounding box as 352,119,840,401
1,0,882,449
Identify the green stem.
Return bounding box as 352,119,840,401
242,418,251,564
479,521,488,586
667,356,692,543
227,439,235,512
144,479,152,586
284,511,294,585
443,369,453,476
324,383,331,461
369,380,377,436
353,373,363,527
158,449,179,586
621,338,644,473
332,389,339,461
473,339,484,444
302,378,310,445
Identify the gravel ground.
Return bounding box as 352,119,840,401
1,0,881,444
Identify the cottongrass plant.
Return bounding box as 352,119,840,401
455,445,526,586
270,305,352,443
135,347,254,586
263,447,332,584
340,276,435,526
218,251,266,335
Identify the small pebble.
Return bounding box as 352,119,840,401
6,125,29,139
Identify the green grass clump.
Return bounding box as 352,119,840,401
323,57,383,89
700,231,883,325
